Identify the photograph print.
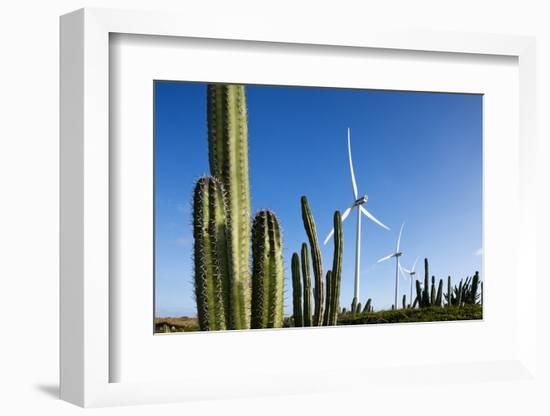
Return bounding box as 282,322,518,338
154,82,483,333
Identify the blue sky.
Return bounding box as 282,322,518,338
154,82,482,317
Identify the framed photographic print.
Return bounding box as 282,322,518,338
60,7,537,408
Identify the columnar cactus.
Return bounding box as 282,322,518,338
251,210,284,329
193,177,231,331
364,298,372,313
301,243,313,326
457,280,463,306
357,302,362,314
423,258,430,307
430,276,436,305
471,272,480,304
351,297,358,314
329,211,343,325
447,276,452,307
323,270,332,325
301,196,324,325
435,279,443,306
207,84,251,330
291,253,303,327
402,294,407,309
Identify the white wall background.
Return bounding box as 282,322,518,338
0,0,548,414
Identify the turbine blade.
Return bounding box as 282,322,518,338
411,256,419,273
399,264,409,280
347,128,359,199
341,205,353,222
323,205,354,245
402,267,412,274
396,222,405,252
323,229,335,246
360,206,390,230
377,253,394,263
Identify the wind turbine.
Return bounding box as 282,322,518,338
400,256,419,307
324,128,390,306
377,222,405,309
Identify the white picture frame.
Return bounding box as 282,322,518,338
60,7,537,408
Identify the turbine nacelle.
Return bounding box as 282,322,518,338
354,195,368,206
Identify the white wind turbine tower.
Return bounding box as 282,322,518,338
400,256,419,307
377,222,405,309
323,128,390,306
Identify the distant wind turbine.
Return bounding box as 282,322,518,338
377,222,405,309
324,128,390,306
400,256,419,307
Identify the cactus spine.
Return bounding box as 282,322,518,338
207,84,251,329
301,243,313,326
291,253,303,327
193,177,231,331
251,210,284,329
301,196,324,326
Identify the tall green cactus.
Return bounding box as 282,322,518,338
291,253,303,327
323,270,332,326
251,210,284,329
193,177,231,331
423,258,430,307
207,84,251,330
447,276,452,307
351,297,358,314
364,298,372,313
435,279,443,306
301,243,312,326
430,275,436,305
329,211,343,325
402,294,407,309
301,196,324,326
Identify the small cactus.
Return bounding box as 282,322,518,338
351,297,358,314
251,210,284,329
402,294,407,309
447,276,452,307
291,253,303,327
329,211,343,325
193,177,230,331
435,279,443,306
301,243,312,326
364,298,372,313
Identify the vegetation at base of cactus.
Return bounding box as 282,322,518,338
301,243,313,326
193,177,231,331
207,84,251,330
250,210,284,329
300,196,324,326
329,211,343,325
291,252,303,327
338,304,482,325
